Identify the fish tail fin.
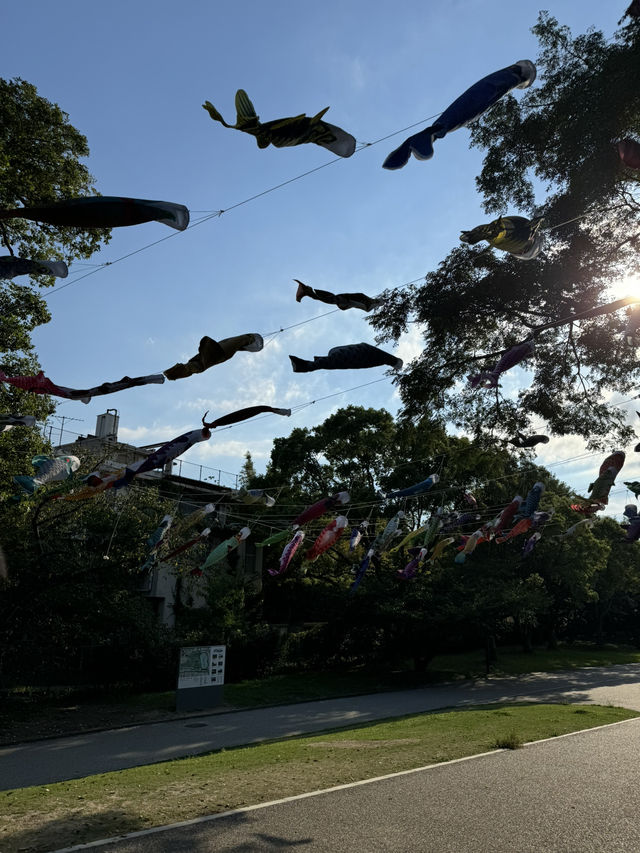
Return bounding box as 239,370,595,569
382,140,412,170
13,475,36,494
294,279,313,302
289,355,312,373
407,127,436,161
235,89,258,123
202,100,234,128
383,127,437,170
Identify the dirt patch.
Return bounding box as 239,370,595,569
307,738,420,748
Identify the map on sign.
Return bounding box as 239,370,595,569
178,645,226,689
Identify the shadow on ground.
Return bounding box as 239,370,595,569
2,808,147,853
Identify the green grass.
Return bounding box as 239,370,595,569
223,668,438,707
493,731,524,749
220,644,640,708
428,644,640,680
2,703,636,853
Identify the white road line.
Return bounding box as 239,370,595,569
51,715,640,853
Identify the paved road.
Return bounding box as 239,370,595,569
53,717,640,852
2,663,640,790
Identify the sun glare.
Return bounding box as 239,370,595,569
607,274,640,301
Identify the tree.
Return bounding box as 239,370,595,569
0,470,175,686
0,78,110,269
0,78,112,490
369,13,640,447
251,406,588,671
588,517,640,644
238,451,257,489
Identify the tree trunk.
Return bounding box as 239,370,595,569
485,634,497,674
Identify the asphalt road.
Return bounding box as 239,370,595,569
54,717,640,853
3,663,640,790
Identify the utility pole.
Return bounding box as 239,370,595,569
51,414,84,447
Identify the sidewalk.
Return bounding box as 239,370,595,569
2,663,640,791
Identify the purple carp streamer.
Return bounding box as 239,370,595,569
469,340,535,389
270,531,306,577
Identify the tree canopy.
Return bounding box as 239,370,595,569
0,78,110,268
369,13,640,448
0,78,113,487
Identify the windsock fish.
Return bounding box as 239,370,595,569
350,548,375,593
0,196,189,230
201,527,251,571
427,537,455,563
270,531,305,576
469,341,535,389
383,60,536,169
454,529,484,564
305,516,348,562
0,256,68,279
385,473,439,500
397,547,429,580
349,520,369,551
522,531,542,557
371,511,405,553
519,482,545,518
292,491,350,527
257,529,291,548
14,455,80,494
488,495,523,538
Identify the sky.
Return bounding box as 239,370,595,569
2,0,637,517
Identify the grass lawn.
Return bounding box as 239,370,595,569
428,643,640,680
1,703,636,853
3,643,640,745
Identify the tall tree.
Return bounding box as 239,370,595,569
369,13,640,447
0,78,112,488
238,451,257,489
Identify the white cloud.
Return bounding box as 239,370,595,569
199,437,273,461
394,324,424,366
119,425,157,442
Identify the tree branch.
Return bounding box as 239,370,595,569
0,223,14,255
569,327,596,413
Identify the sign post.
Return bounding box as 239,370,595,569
176,645,226,712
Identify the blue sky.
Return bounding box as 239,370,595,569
2,1,636,514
